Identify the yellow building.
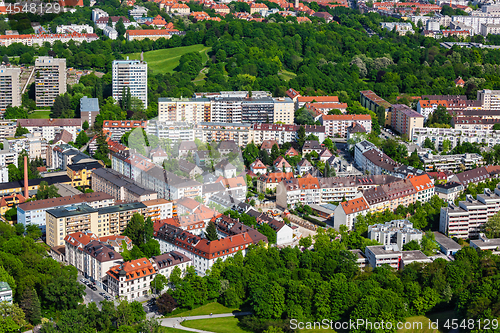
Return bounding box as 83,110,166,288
66,161,104,188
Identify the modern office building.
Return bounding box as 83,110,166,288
0,66,21,116
112,59,148,108
35,57,66,107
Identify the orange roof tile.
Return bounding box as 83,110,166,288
341,197,369,214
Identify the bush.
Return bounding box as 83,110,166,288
302,215,326,227
157,293,177,314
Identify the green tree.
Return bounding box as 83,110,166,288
82,120,89,130
423,137,435,150
4,106,28,119
156,292,177,314
123,213,145,247
297,125,306,148
74,131,89,148
116,18,126,37
482,210,500,238
205,221,219,241
299,235,312,248
19,288,41,325
270,144,280,163
42,266,85,311
15,125,29,137
151,274,169,294
37,181,59,200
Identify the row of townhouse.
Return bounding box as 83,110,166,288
275,173,402,209
333,174,435,230
46,198,174,247
63,231,191,298
411,127,500,150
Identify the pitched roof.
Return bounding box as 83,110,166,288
250,159,267,170
407,174,434,192
298,96,339,103
341,197,369,214
261,140,279,150
274,156,291,169
258,171,294,184
53,129,73,143
321,114,371,121
18,118,82,127
18,191,113,212
302,140,322,150
107,258,156,282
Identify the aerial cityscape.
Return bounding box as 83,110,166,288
1,0,500,332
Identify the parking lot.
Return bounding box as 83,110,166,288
79,274,114,309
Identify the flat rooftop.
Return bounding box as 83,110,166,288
433,232,461,250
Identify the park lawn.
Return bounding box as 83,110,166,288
125,44,211,75
28,110,51,119
181,317,250,333
278,69,297,81
165,302,240,318
399,310,456,333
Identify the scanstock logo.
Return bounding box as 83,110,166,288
126,118,248,213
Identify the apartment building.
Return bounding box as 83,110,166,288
478,89,500,109
360,90,391,125
145,121,200,142
80,96,100,127
273,97,294,124
417,99,481,120
390,104,425,136
0,33,98,47
250,124,325,146
158,98,211,123
435,182,464,203
92,168,157,203
154,222,265,275
102,119,148,141
81,240,123,290
420,152,484,172
452,116,500,130
368,220,423,250
0,66,21,116
35,57,67,107
296,95,340,110
363,179,417,213
440,187,500,239
142,198,174,221
0,282,12,304
112,60,148,108
17,119,81,142
0,121,16,141
407,174,435,203
333,196,370,230
152,251,192,290
411,127,500,150
198,122,251,147
241,97,275,123
107,258,156,300
17,191,114,233
365,245,402,269
320,114,372,138
56,24,94,33
380,22,414,35
257,172,294,193
47,202,149,247
7,134,47,161
360,149,400,176
276,174,321,209
354,140,378,169
449,166,492,187
470,233,500,253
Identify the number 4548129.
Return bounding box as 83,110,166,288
443,318,498,330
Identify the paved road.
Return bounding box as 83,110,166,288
158,312,252,333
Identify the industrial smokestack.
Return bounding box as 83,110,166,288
24,155,28,199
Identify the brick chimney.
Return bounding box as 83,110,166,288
24,155,28,198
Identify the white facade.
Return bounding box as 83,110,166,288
112,60,148,108
0,166,8,183
56,24,94,33
412,127,500,150
103,26,118,40
92,8,108,22
368,220,423,250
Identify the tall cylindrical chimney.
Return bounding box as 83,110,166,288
24,155,28,198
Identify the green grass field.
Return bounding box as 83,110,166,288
28,110,51,119
161,327,190,333
165,302,240,318
279,69,297,81
125,44,211,75
181,317,250,333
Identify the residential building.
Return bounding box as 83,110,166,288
146,121,199,143
0,66,20,116
478,89,500,109
276,174,320,208
365,245,402,269
128,5,148,19
296,95,340,110
142,198,174,221
152,252,192,289
91,168,157,203
0,121,16,141
107,258,157,300
241,97,275,124
400,250,432,269
17,191,114,233
250,124,325,146
80,96,100,127
154,222,266,275
363,178,417,213
435,182,464,203
296,158,313,175
320,114,372,138
17,119,81,142
250,159,267,175
257,171,294,193
126,29,178,41
360,90,392,125
333,196,370,230
440,187,500,238
449,166,492,187
407,174,435,203
390,104,425,136
35,57,67,107
354,140,378,169
56,24,94,33
250,3,268,14
0,33,98,47
158,98,211,123
302,140,323,154
81,240,123,289
178,159,203,178
411,127,500,150
92,8,108,22
420,152,484,172
273,156,292,173
380,22,413,35
433,231,461,255
103,26,118,40
0,282,12,304
168,3,190,15
272,97,294,124
112,59,148,108
199,122,251,147
470,233,500,253
102,120,147,141
95,16,132,29
368,220,423,250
